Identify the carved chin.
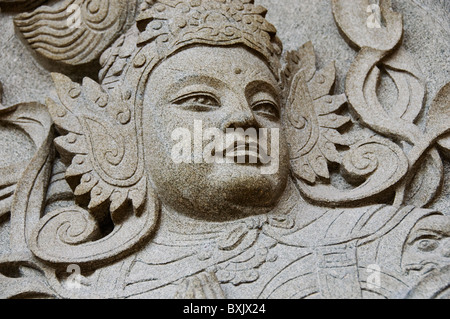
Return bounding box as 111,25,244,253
153,163,288,221
208,165,287,209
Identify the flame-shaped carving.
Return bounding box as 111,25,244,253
29,73,160,267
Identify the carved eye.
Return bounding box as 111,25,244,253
252,100,280,119
416,238,440,252
172,93,220,111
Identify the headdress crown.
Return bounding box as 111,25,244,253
100,0,283,85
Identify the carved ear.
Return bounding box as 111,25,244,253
48,73,147,219
283,43,410,206
29,73,159,267
283,42,349,184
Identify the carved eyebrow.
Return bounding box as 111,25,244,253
407,229,444,245
176,74,224,87
164,74,225,100
245,80,281,104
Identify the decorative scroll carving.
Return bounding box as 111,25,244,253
283,42,349,184
0,83,57,298
29,73,160,266
29,197,158,265
0,255,56,299
48,73,147,215
14,0,138,65
329,0,450,208
282,40,411,205
0,83,54,251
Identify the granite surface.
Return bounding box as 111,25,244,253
0,0,448,299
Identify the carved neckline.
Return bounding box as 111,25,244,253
153,178,302,243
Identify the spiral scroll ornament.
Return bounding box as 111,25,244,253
14,0,138,65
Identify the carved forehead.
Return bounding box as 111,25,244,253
146,46,280,94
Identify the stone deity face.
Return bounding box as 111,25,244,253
142,46,290,222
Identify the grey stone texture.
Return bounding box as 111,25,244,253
0,0,448,299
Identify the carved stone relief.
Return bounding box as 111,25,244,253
0,0,449,299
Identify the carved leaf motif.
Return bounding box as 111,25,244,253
438,134,450,159
382,48,426,123
48,73,146,216
283,43,349,184
308,62,336,100
36,73,160,267
0,258,56,299
0,97,54,251
14,0,137,65
283,41,316,88
290,157,316,184
403,148,443,208
427,82,450,142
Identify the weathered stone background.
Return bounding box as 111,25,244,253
0,0,449,212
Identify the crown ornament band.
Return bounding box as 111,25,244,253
100,0,283,88
136,0,282,68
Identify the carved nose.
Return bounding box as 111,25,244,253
221,100,259,131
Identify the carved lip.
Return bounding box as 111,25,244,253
214,135,269,165
225,146,261,164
